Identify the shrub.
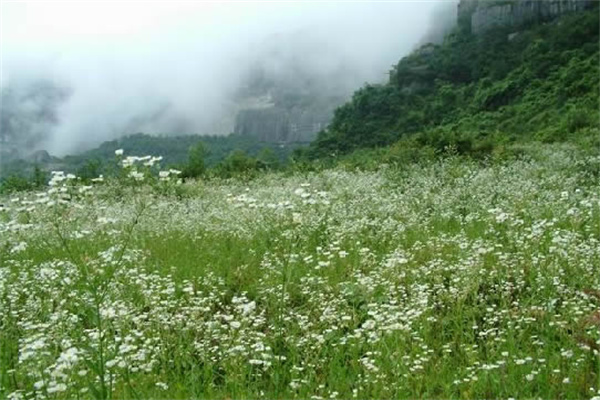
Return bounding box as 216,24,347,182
0,175,32,194
181,143,207,179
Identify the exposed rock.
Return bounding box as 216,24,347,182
234,108,289,142
458,0,594,34
234,106,327,143
458,0,480,28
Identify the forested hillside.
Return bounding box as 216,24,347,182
65,133,299,170
0,133,301,188
1,5,598,191
306,6,599,159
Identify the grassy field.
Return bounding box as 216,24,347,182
1,144,599,399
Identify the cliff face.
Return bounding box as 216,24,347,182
234,105,329,143
458,0,594,34
230,28,365,144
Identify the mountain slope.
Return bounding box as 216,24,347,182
307,6,599,158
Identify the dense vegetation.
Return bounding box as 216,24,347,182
3,7,598,194
306,7,599,159
0,134,300,192
1,144,599,399
1,7,599,399
65,133,297,170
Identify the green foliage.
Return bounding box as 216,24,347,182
212,149,261,179
83,133,299,170
31,165,47,188
1,133,305,181
256,147,280,171
0,175,33,194
2,9,597,183
1,145,598,399
308,9,599,159
181,142,207,179
0,165,48,194
76,159,102,183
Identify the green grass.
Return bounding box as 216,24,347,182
0,143,599,399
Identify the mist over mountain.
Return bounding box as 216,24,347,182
0,77,71,149
418,1,461,46
0,1,456,157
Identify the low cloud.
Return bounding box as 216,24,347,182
1,1,457,156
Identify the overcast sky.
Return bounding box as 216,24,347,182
1,1,457,155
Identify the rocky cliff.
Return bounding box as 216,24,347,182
458,0,594,33
234,104,331,143
230,29,363,144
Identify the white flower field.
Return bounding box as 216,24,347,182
1,144,599,399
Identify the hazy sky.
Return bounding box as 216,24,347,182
1,1,457,155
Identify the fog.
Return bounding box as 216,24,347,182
1,1,458,156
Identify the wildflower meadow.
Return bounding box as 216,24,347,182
1,144,599,399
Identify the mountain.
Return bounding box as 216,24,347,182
230,30,367,144
306,2,599,159
458,0,594,34
2,3,598,186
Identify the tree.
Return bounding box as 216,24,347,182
77,159,101,183
182,142,207,179
32,165,47,188
256,148,280,170
214,149,258,179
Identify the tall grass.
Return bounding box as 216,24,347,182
1,144,598,399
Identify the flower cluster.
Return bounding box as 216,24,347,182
0,144,598,399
